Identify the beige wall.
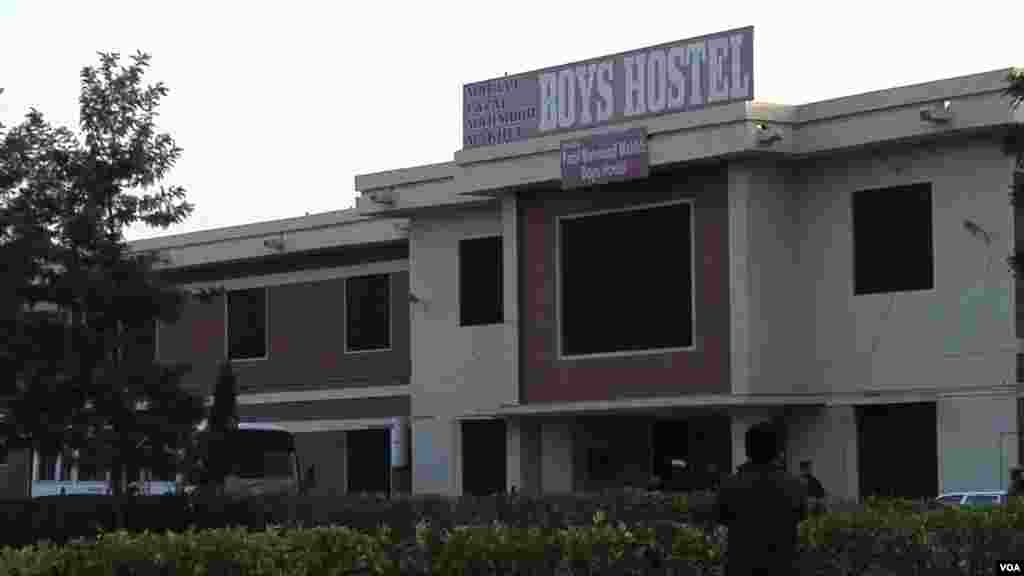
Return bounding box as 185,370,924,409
729,161,808,395
732,137,1015,397
938,393,1019,493
408,201,518,494
796,137,1015,394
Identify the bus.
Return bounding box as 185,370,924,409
30,421,303,498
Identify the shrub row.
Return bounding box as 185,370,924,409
0,491,716,549
2,495,1024,575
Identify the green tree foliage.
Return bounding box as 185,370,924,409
199,361,239,492
0,52,206,496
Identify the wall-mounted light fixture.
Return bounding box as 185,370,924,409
369,188,397,206
755,123,783,146
263,233,286,252
920,100,953,124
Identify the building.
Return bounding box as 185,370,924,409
2,26,1022,501
1,209,415,498
354,28,1024,500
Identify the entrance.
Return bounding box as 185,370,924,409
857,402,938,500
346,428,389,494
462,419,507,496
652,414,731,491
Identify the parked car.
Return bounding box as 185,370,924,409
934,491,1006,506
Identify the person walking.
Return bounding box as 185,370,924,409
714,422,808,576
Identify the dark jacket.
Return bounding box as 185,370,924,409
714,462,808,576
801,473,826,499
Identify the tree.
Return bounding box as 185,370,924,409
0,52,207,497
199,361,239,494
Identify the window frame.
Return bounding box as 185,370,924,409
343,273,394,354
457,234,505,327
555,198,698,360
851,182,935,296
224,286,270,362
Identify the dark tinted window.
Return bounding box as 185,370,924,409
459,237,503,326
853,183,934,295
227,288,267,360
346,274,391,352
560,202,694,356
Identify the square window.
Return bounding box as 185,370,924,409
346,274,391,352
559,201,694,357
227,288,268,360
853,183,934,295
459,236,503,326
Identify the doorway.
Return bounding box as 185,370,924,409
857,402,938,500
346,428,389,494
462,419,507,496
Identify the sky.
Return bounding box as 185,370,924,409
0,0,1020,241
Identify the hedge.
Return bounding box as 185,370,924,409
2,495,1024,575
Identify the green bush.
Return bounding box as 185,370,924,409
4,494,1024,575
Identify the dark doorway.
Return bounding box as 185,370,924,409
346,428,389,494
462,419,507,496
857,403,938,500
652,414,731,491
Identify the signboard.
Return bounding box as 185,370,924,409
463,26,753,149
561,128,649,189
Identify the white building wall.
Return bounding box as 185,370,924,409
729,160,809,395
798,138,1015,395
938,393,1019,493
408,202,518,495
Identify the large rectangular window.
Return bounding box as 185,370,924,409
227,288,268,360
853,183,934,295
459,236,503,326
346,274,391,352
559,201,694,358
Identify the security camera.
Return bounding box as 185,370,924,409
920,101,953,124
409,292,423,304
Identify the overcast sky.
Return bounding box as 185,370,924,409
0,0,1020,241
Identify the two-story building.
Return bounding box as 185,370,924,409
354,30,1024,501
0,209,416,498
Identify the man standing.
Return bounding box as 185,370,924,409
714,422,808,576
1009,467,1024,500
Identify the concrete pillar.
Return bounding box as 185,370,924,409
541,419,574,493
412,417,458,496
507,417,541,495
785,405,858,501
727,164,752,396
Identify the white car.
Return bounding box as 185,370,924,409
934,491,1006,506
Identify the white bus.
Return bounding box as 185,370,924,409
30,421,302,498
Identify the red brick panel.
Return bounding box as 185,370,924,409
519,166,730,404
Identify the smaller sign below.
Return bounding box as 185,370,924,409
560,128,649,190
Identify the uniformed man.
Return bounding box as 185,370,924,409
714,422,808,576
